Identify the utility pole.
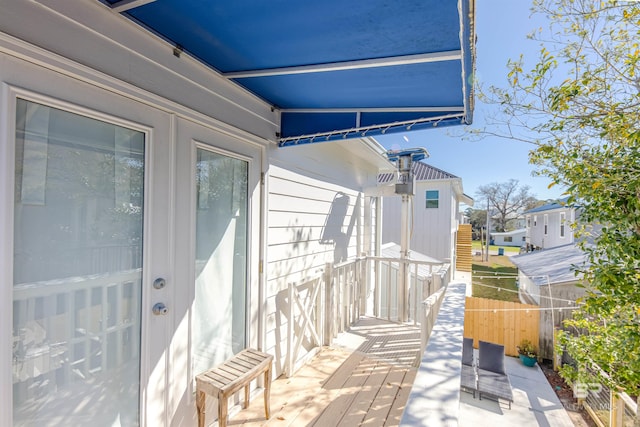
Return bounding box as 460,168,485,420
485,198,490,262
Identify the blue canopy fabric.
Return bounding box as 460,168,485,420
104,0,475,147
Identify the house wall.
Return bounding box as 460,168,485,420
492,230,526,247
264,144,379,376
526,207,574,249
382,180,457,263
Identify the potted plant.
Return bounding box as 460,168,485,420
517,339,538,367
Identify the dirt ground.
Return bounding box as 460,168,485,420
539,361,598,427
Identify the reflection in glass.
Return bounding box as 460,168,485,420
192,148,248,377
13,99,144,426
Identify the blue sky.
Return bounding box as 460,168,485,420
376,0,566,203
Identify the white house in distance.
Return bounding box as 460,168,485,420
524,199,576,251
379,162,473,272
0,1,475,426
491,228,526,247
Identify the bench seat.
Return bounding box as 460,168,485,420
195,348,273,427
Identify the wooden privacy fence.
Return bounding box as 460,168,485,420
463,297,539,357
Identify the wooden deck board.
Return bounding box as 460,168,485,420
228,318,420,427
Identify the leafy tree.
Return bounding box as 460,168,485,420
485,0,640,402
475,179,537,232
465,207,487,239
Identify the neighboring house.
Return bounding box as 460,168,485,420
378,162,473,274
524,199,576,251
491,228,526,247
0,1,475,426
510,244,588,359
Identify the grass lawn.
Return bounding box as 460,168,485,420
471,241,520,253
471,261,520,303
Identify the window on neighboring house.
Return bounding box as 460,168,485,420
527,216,531,227
425,190,439,208
504,236,513,242
544,214,548,235
560,212,566,237
522,236,526,242
533,215,537,226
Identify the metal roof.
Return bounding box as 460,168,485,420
101,0,475,146
524,197,571,214
378,161,460,184
511,244,587,286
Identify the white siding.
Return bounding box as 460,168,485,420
527,207,574,249
382,180,457,263
265,144,379,376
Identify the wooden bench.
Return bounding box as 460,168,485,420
195,348,273,427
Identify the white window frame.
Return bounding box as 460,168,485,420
425,190,439,209
544,214,549,235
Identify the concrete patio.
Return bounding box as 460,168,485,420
459,352,575,427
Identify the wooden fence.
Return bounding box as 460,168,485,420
463,296,539,357
456,224,473,272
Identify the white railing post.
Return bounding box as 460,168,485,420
286,282,295,377
323,263,333,346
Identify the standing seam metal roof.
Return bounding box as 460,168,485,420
378,161,459,184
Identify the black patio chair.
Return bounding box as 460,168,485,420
460,337,477,397
477,340,514,409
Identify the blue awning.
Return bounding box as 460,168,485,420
103,0,475,147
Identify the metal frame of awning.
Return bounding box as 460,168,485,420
277,112,466,147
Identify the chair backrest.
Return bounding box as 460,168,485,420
478,340,506,374
462,337,474,366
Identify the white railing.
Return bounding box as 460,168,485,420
282,256,451,376
368,256,449,324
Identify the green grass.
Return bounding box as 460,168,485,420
471,263,520,302
471,241,520,253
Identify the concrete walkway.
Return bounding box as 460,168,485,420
459,354,574,427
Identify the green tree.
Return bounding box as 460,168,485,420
465,207,487,239
487,0,640,402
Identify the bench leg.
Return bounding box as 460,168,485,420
219,395,228,427
244,384,250,409
264,367,272,419
196,391,206,427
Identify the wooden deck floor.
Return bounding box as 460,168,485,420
229,317,421,427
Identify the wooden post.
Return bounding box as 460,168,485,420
610,390,624,427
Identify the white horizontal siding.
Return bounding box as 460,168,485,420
264,144,378,376
382,180,456,262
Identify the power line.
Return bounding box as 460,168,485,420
470,281,579,305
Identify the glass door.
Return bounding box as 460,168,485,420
192,147,248,375
12,98,145,426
